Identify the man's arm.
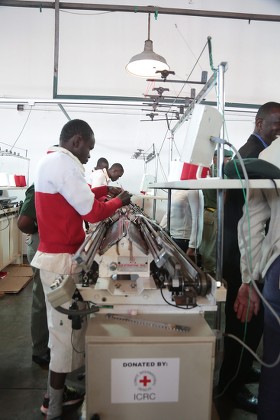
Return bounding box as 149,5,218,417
18,184,37,234
187,190,204,253
18,214,38,234
91,185,108,199
234,188,269,321
238,189,270,283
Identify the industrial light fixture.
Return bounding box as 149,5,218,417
131,144,156,161
126,13,169,78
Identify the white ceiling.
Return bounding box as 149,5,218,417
1,0,280,111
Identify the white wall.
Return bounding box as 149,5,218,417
0,105,170,189
0,102,255,224
0,105,255,181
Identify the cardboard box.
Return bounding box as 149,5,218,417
0,264,32,294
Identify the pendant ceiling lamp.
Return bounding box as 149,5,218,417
126,13,170,78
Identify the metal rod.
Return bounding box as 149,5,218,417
147,12,150,40
58,104,71,121
216,63,226,300
167,189,171,235
0,97,263,110
53,0,59,99
146,79,206,84
170,65,222,134
2,2,280,23
152,152,159,220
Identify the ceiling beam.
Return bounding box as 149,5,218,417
0,97,262,111
1,1,280,23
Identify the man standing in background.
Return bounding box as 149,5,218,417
17,184,49,367
94,157,109,171
160,189,204,258
218,102,280,412
200,149,233,276
235,138,280,419
90,162,124,187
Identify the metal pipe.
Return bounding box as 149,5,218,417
0,97,263,110
53,0,59,99
215,64,226,290
57,104,71,121
152,152,159,220
2,2,280,23
170,68,221,134
166,189,171,235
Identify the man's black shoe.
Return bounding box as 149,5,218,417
32,350,50,367
234,385,258,413
245,366,261,383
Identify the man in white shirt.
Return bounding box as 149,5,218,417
160,189,204,257
235,138,280,419
94,157,108,171
90,162,124,188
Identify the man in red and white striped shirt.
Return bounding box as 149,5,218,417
32,119,131,419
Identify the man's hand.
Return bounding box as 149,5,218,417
186,247,196,257
117,190,131,206
107,186,122,197
234,283,260,323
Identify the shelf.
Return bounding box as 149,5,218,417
0,208,22,271
0,152,29,161
150,178,280,190
0,207,19,217
0,187,27,190
133,194,168,200
0,151,30,187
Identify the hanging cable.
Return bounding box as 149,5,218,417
162,38,210,118
10,106,33,151
207,36,217,72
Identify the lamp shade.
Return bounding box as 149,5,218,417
126,39,169,78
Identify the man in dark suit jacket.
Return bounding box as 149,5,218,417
218,102,280,412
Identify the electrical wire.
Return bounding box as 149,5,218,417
0,203,10,231
61,10,113,16
164,38,210,116
174,23,204,72
10,106,33,151
160,286,198,310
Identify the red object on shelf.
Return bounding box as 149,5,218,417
19,175,26,187
180,163,209,180
14,175,21,187
14,175,26,187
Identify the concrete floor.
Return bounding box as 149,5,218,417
0,279,84,420
0,275,259,420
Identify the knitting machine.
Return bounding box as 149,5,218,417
73,204,215,314
71,204,217,419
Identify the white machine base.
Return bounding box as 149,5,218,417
85,313,215,420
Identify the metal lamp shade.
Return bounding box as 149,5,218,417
126,39,169,77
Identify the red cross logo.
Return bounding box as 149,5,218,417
139,375,151,387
